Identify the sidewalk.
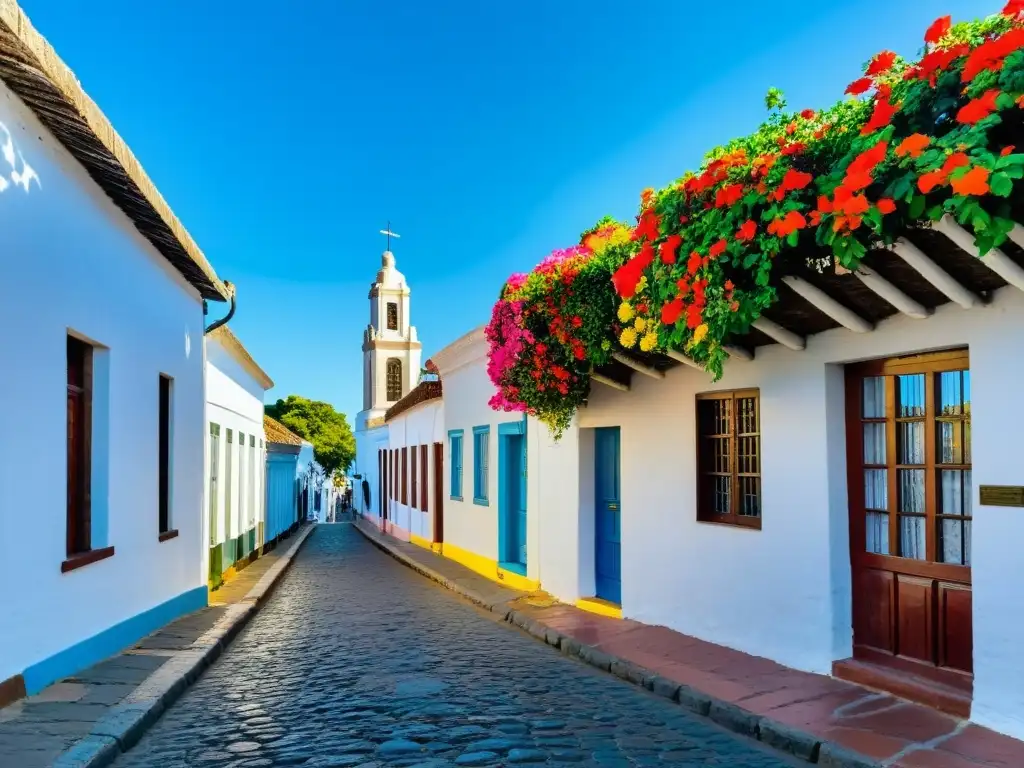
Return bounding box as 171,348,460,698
354,519,1024,768
0,523,316,768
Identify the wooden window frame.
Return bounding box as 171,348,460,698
420,444,429,512
695,389,762,530
386,358,402,402
411,446,418,510
845,348,972,584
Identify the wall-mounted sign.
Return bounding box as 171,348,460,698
979,485,1024,507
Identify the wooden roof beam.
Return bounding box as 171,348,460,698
782,276,873,333
591,372,630,392
1009,223,1024,250
751,317,806,351
892,238,979,309
934,215,1024,292
854,267,931,320
723,345,754,361
662,349,704,371
611,352,665,379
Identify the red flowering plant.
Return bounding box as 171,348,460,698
487,6,1024,435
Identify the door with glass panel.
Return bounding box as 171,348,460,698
845,349,972,683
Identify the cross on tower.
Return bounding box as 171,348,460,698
379,221,401,251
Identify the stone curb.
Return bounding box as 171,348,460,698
354,520,882,768
51,523,318,768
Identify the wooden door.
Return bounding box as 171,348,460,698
846,350,972,685
594,427,622,605
502,434,527,568
377,449,384,518
432,442,444,544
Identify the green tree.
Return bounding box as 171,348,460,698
265,395,356,476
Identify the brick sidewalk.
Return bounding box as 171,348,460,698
0,524,314,768
355,519,1024,768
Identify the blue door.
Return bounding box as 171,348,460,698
505,434,527,567
594,427,621,604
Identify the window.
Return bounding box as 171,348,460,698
209,424,220,545
420,444,429,512
67,336,94,556
473,426,490,506
851,351,972,565
225,429,233,537
696,390,761,528
158,375,174,537
411,446,418,509
249,435,256,528
401,447,408,505
449,430,464,500
386,358,402,401
386,302,398,330
239,433,247,533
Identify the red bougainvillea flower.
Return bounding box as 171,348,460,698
687,250,702,275
661,297,684,325
659,234,683,265
709,239,728,258
781,168,814,193
780,142,807,156
800,109,816,120
913,43,971,86
767,210,808,238
861,97,898,135
866,50,898,76
925,16,951,45
736,220,757,242
1004,0,1023,18
685,303,703,330
846,77,873,96
918,170,946,193
848,140,889,176
896,133,930,158
877,198,897,215
785,121,798,135
957,89,1001,125
1002,145,1017,156
715,183,745,208
951,166,990,196
631,208,661,242
963,28,1024,82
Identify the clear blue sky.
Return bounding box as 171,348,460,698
22,0,987,419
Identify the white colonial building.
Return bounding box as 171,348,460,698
0,1,230,704
353,247,421,522
204,326,273,587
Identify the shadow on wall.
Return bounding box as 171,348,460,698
0,120,41,195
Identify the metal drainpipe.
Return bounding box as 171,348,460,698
204,281,236,335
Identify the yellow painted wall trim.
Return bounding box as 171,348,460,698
430,542,443,554
410,534,432,551
576,596,623,620
441,542,540,592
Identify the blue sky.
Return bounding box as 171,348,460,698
22,0,989,420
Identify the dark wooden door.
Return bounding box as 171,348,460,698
846,349,972,686
377,449,384,518
432,442,444,544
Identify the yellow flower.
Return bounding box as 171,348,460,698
692,323,709,345
619,327,638,349
639,331,658,352
635,275,648,293
634,317,647,333
609,228,630,247
617,302,634,323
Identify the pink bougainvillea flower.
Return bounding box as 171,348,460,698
957,89,1001,125
866,50,898,76
846,77,873,96
736,220,757,242
861,98,898,135
951,166,990,196
896,133,930,158
925,16,951,45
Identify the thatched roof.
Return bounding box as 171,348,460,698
0,0,229,301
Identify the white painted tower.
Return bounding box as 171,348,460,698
355,248,422,432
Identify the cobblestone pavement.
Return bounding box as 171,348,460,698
113,525,798,767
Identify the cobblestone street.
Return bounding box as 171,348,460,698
113,525,797,767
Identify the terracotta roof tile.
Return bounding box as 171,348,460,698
264,414,303,446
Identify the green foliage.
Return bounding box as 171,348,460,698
265,395,356,475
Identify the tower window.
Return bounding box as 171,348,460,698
386,302,398,331
386,359,402,401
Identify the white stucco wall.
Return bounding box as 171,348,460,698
386,398,444,539
0,80,208,684
203,335,268,554
354,423,389,521
569,285,1024,740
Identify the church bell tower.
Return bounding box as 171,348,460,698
355,240,422,432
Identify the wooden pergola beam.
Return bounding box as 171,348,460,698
892,237,979,309
751,317,806,351
611,351,665,379
935,215,1024,293
782,276,873,333
854,267,931,320
591,372,629,392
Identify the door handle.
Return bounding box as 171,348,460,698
608,504,619,511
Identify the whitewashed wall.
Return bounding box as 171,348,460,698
0,80,207,687
354,423,389,521
571,285,1024,740
386,399,444,540
204,336,267,553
